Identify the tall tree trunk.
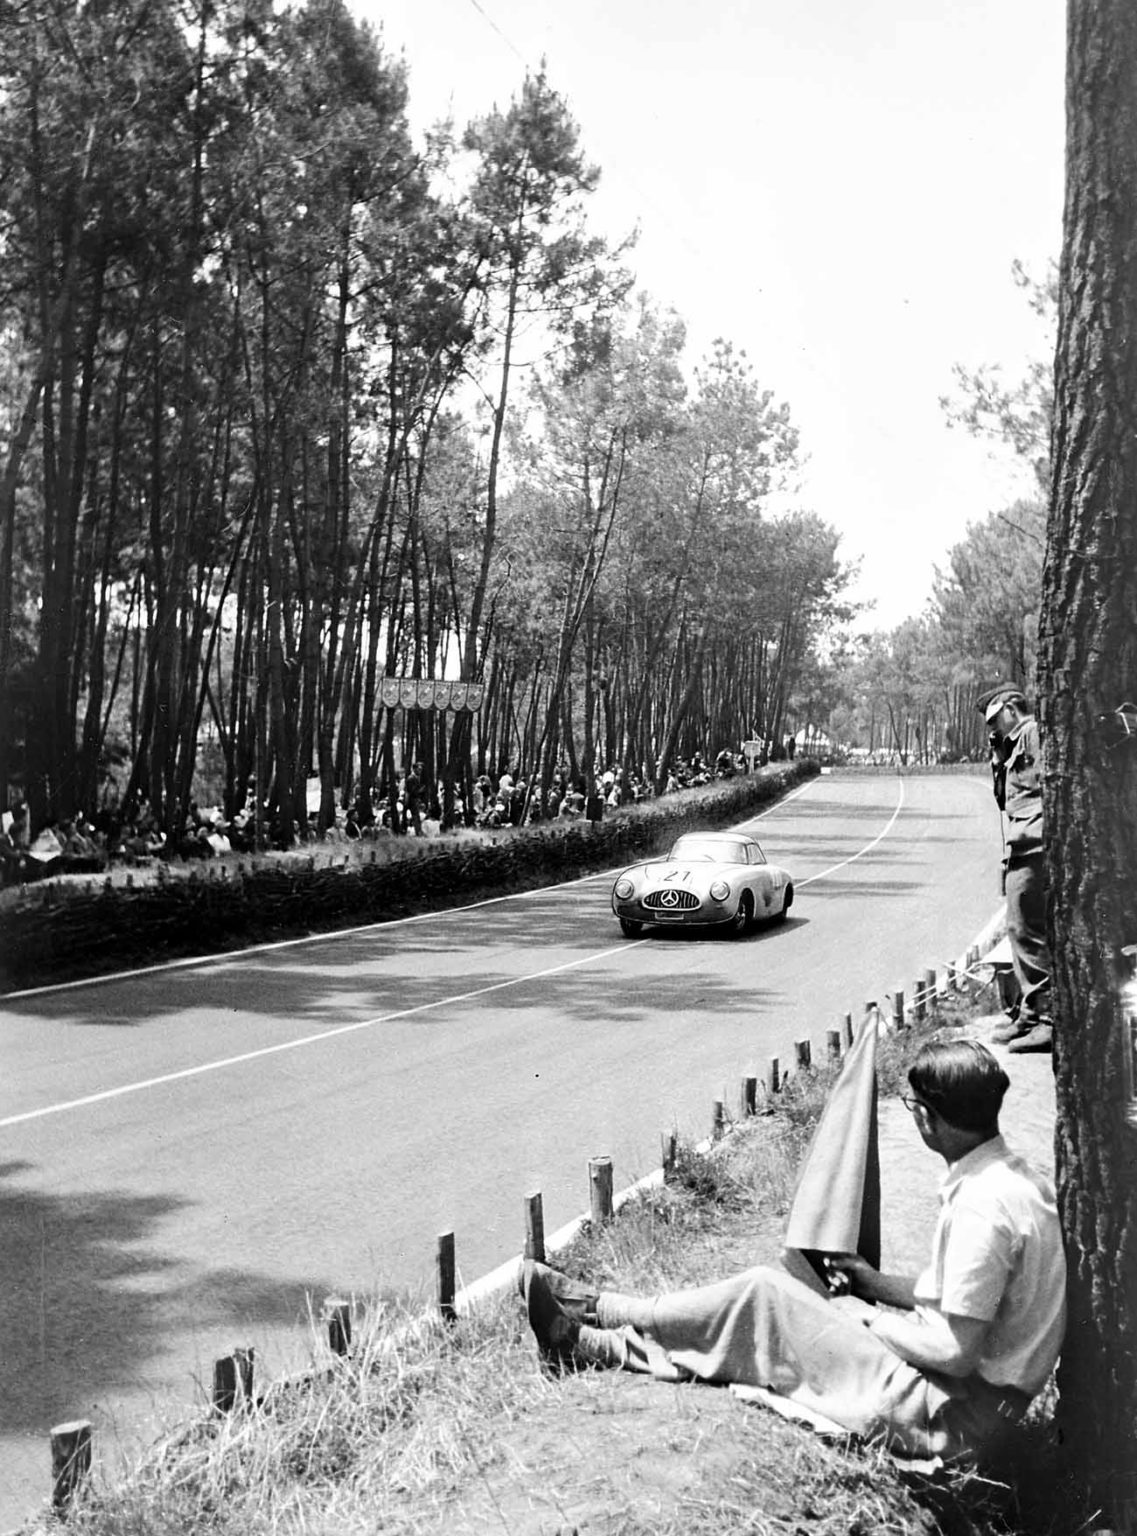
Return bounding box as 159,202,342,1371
1038,3,1137,1525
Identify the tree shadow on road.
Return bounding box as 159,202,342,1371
3,890,798,1031
0,1160,340,1440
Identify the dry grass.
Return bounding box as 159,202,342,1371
32,1009,1077,1536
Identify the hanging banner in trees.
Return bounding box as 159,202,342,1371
380,678,485,712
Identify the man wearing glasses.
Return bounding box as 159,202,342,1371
521,1039,1065,1466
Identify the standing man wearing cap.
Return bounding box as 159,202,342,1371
978,685,1053,1053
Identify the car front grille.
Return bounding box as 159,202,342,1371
643,888,701,911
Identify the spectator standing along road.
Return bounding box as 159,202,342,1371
977,685,1052,1054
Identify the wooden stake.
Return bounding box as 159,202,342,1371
892,989,906,1029
589,1155,614,1225
213,1347,255,1413
741,1074,758,1117
712,1098,725,1140
826,1028,842,1062
661,1130,677,1178
925,966,938,1008
912,977,926,1022
524,1191,545,1263
323,1296,352,1357
51,1419,92,1515
843,1011,855,1048
794,1038,812,1071
768,1055,781,1095
437,1231,456,1322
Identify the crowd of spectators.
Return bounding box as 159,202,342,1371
0,747,753,889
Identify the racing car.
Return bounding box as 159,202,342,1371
611,831,793,938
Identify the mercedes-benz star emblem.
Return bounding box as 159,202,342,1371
659,889,680,908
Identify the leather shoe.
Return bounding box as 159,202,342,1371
517,1261,599,1324
988,1017,1029,1044
520,1260,581,1369
1006,1023,1053,1054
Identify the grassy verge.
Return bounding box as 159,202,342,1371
30,1002,1074,1536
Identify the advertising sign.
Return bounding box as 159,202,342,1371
380,678,484,712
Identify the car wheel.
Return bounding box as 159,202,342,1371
619,917,645,938
773,883,793,924
728,892,754,936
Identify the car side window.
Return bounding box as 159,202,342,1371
750,844,766,865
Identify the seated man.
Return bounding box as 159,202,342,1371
521,1040,1065,1466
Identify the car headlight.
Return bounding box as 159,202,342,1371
709,879,730,902
614,878,636,900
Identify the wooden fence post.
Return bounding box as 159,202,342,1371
740,1074,758,1117
826,1028,842,1062
712,1098,726,1140
661,1130,677,1178
589,1155,614,1225
524,1191,546,1263
794,1038,812,1072
911,977,925,1022
892,989,906,1029
843,1011,855,1048
437,1231,456,1322
924,966,938,1009
213,1347,255,1413
768,1056,781,1095
323,1296,352,1357
51,1419,92,1516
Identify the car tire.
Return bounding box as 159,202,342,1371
619,917,645,938
728,892,754,936
772,884,793,924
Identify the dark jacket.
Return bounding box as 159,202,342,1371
997,715,1043,859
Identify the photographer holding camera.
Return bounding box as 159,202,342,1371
977,685,1053,1054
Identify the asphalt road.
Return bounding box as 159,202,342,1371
0,768,1001,1521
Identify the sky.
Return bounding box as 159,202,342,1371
352,0,1066,631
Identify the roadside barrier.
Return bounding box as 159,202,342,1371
29,925,1005,1524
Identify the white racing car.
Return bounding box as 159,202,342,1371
611,831,794,938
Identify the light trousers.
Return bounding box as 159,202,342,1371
582,1265,1015,1462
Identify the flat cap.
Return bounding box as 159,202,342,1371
976,683,1028,721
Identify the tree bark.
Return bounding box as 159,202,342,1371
1039,2,1137,1523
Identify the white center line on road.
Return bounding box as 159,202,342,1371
0,944,627,1130
1,776,905,1130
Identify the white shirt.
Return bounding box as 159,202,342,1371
914,1135,1066,1395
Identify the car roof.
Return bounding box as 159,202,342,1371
672,831,756,843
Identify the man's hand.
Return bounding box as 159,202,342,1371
823,1253,917,1310
822,1253,876,1299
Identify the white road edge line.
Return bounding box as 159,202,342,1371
796,776,905,886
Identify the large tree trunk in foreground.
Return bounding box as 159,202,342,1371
1039,2,1137,1524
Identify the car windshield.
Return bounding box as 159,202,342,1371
668,837,748,864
